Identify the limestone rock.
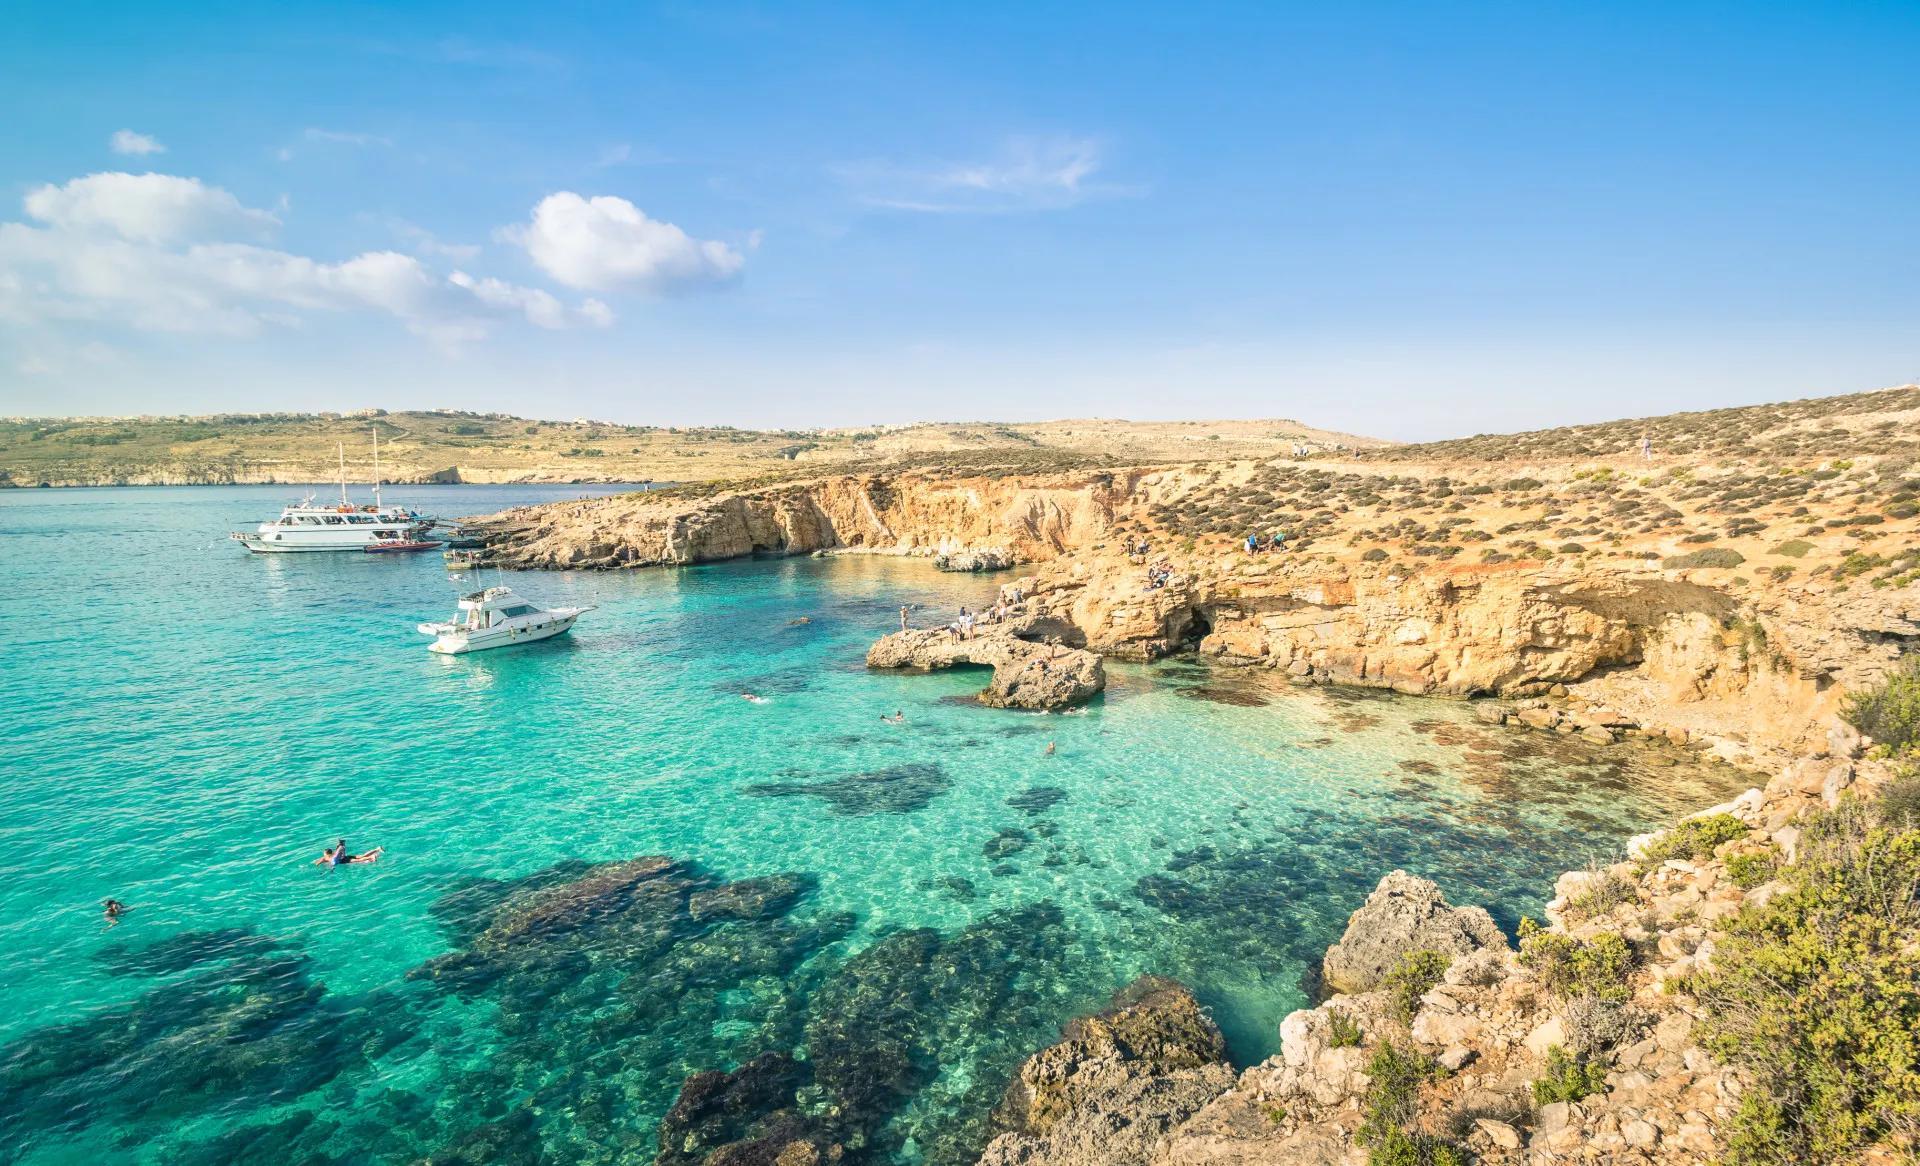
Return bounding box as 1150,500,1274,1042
979,977,1234,1166
1475,1119,1521,1150
1321,871,1508,994
867,625,1105,710
935,547,1016,572
980,649,1106,711
990,976,1227,1140
1523,1015,1566,1058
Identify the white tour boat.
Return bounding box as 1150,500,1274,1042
231,433,438,553
417,586,592,654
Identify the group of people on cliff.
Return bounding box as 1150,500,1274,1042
1244,530,1289,554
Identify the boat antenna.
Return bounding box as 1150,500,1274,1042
371,426,382,510
337,442,349,506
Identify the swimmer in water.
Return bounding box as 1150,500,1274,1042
314,841,385,867
102,899,126,925
1044,741,1056,756
742,693,767,704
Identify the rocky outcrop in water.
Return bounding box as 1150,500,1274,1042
936,548,1016,572
977,977,1236,1166
1319,870,1508,994
866,623,1105,710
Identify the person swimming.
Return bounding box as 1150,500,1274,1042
314,841,385,867
102,898,126,925
742,693,767,704
1044,741,1056,756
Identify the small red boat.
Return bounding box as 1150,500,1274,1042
365,539,443,553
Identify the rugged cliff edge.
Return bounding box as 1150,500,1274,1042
465,471,1132,569
469,446,1920,760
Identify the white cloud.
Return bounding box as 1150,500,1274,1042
26,172,280,243
448,271,611,329
0,170,606,349
501,192,744,294
110,130,167,156
838,136,1114,213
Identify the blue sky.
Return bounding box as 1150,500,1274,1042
3,1,1919,439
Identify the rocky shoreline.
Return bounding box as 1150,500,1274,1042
460,413,1920,1162
967,739,1893,1166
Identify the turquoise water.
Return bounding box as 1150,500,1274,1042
0,486,1749,1166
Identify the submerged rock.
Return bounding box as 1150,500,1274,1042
1320,870,1508,994
92,927,291,977
656,1052,817,1166
689,874,816,922
1005,787,1069,816
743,764,954,815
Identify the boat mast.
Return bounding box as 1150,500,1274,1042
371,426,382,510
337,443,348,506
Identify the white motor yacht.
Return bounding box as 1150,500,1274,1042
232,498,437,552
231,433,438,553
417,586,591,654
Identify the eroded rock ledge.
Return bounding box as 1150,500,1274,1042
866,621,1106,710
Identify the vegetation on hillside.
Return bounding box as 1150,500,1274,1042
1689,795,1920,1165
0,410,1377,488
1373,385,1920,464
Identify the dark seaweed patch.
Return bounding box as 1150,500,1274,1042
983,828,1032,859
1005,786,1068,816
93,928,292,977
1176,686,1269,707
742,764,953,815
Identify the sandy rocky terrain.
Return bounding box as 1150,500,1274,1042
0,410,1377,488
472,385,1920,1165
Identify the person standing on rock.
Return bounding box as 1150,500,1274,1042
900,605,910,632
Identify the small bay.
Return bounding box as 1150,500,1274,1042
0,485,1748,1165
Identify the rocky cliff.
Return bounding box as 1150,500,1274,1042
474,445,1920,761
467,471,1135,569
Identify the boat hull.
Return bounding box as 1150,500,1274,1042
427,614,580,654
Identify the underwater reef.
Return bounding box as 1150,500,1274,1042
3,854,1121,1166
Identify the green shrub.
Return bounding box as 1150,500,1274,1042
1845,655,1920,755
1519,930,1635,1002
1691,800,1920,1165
1328,1008,1365,1048
1367,1126,1467,1166
1771,539,1814,558
1531,1045,1609,1105
1726,849,1780,889
1639,813,1751,864
1358,1043,1441,1148
1664,547,1747,570
1879,779,1920,829
1384,950,1454,1024
1564,868,1638,921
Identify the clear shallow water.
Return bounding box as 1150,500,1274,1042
0,486,1750,1166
